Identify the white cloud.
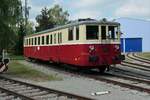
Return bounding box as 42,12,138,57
71,0,104,8
53,0,63,5
115,0,150,18
71,10,101,20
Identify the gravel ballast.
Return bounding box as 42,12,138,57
8,60,150,100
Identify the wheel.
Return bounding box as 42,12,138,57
98,66,107,73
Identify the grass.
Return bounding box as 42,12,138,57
5,60,62,81
9,54,24,60
138,52,150,60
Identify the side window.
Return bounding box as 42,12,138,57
50,35,52,44
86,25,98,40
30,38,32,45
38,37,40,45
58,33,60,43
46,35,49,44
32,38,34,45
76,26,79,40
27,39,29,45
101,26,106,39
42,36,44,45
58,32,62,44
60,32,62,43
29,38,30,45
35,37,37,45
54,34,56,44
68,27,73,41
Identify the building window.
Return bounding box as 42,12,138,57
101,26,106,39
68,27,73,41
86,25,98,40
42,36,44,45
46,35,49,44
76,26,79,40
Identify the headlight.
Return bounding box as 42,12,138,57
89,45,95,52
115,45,120,50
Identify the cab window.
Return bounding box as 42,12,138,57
108,26,118,39
101,26,106,39
86,25,98,40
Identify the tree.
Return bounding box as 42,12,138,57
48,5,69,25
0,0,22,53
35,5,69,32
15,24,25,55
35,7,54,32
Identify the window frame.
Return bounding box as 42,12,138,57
101,26,106,40
42,36,44,45
68,27,73,41
76,26,79,40
86,25,99,40
46,35,49,45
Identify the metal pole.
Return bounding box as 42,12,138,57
25,0,28,35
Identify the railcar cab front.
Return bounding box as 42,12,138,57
76,18,125,72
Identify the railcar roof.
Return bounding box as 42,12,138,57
25,20,120,38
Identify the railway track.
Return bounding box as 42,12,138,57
133,53,150,62
128,53,150,64
110,66,150,80
82,72,150,94
120,53,150,72
0,76,93,100
121,61,150,71
25,60,150,95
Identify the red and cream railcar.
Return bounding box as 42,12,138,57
24,19,125,72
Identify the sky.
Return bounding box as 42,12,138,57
21,0,150,25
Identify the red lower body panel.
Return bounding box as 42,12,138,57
24,44,121,69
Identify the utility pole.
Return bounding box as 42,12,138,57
25,0,28,35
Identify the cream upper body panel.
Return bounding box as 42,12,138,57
24,20,121,47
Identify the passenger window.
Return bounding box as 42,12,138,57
38,37,40,45
60,32,62,43
35,37,37,45
86,25,98,40
42,36,44,45
76,26,79,40
27,39,28,45
46,35,49,44
50,35,52,44
32,38,34,45
54,34,56,44
68,28,73,41
101,26,106,39
29,39,30,45
58,33,60,43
